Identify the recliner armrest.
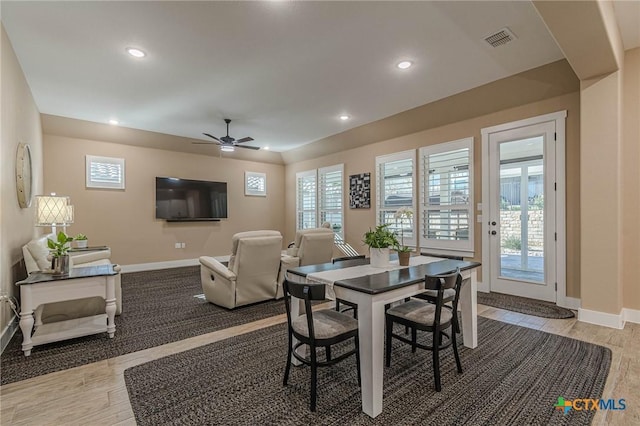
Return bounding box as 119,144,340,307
200,256,237,281
69,250,112,265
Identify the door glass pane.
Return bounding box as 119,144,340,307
499,136,545,283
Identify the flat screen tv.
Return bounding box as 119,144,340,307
155,177,228,221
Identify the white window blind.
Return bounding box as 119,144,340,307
375,150,416,247
296,165,344,239
296,170,317,230
419,137,474,254
86,155,125,189
319,164,344,239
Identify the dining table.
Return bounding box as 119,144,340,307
286,255,481,418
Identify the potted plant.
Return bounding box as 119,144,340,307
363,224,398,268
47,231,74,275
393,207,413,266
74,233,88,248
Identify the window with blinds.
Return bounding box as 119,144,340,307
319,165,344,238
86,155,125,189
296,170,317,230
419,137,474,254
375,150,416,247
296,165,344,237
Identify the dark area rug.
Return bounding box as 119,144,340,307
478,291,575,319
124,317,610,425
1,266,289,385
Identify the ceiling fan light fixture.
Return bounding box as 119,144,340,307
397,60,413,69
126,47,146,58
220,145,235,152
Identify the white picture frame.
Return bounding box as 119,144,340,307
245,171,266,196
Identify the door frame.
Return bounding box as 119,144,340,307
480,111,568,306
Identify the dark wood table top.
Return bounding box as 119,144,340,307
17,264,119,286
287,257,481,295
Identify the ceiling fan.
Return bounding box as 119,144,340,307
195,119,258,151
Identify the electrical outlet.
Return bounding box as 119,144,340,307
181,243,186,249
174,242,181,249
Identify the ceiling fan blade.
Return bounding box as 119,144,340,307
235,144,260,150
235,137,254,144
203,133,222,143
193,141,222,145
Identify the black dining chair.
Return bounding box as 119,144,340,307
412,253,463,333
332,255,365,318
283,279,361,411
385,268,463,392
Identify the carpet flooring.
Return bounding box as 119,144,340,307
124,317,610,425
477,291,575,319
1,266,290,385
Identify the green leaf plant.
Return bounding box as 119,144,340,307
47,231,74,257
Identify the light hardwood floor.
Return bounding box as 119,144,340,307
1,304,638,425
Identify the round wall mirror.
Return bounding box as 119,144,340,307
16,143,33,208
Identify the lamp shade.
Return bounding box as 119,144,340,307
35,195,71,226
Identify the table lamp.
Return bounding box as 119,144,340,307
35,193,73,234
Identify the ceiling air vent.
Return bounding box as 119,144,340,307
484,27,517,48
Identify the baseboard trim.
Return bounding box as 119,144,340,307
623,308,640,324
477,281,489,293
557,296,581,310
1,316,19,355
120,256,230,273
578,308,625,329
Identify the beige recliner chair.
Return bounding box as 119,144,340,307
199,230,283,309
277,227,335,298
22,233,122,324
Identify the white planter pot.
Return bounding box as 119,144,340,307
369,247,390,268
75,240,88,248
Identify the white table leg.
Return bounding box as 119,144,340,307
357,297,385,418
459,270,478,348
19,287,34,356
105,275,116,338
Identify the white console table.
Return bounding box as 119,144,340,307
16,264,120,356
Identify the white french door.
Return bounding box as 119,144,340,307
482,112,566,303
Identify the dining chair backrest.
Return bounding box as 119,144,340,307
332,255,366,264
283,279,326,341
424,268,462,327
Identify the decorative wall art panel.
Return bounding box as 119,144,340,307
349,173,371,209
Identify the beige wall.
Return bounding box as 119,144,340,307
1,25,44,334
43,134,285,265
622,48,640,310
580,71,623,314
284,92,581,298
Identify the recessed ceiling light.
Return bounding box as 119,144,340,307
339,115,350,121
264,146,270,150
108,119,119,125
397,61,413,69
220,145,235,152
126,47,146,58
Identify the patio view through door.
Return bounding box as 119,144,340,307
485,119,560,302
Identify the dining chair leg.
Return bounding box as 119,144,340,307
355,336,362,387
325,346,332,362
310,346,318,412
411,327,417,353
283,333,292,386
385,315,393,367
452,327,463,374
433,329,441,392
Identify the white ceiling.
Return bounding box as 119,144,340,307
1,1,632,153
